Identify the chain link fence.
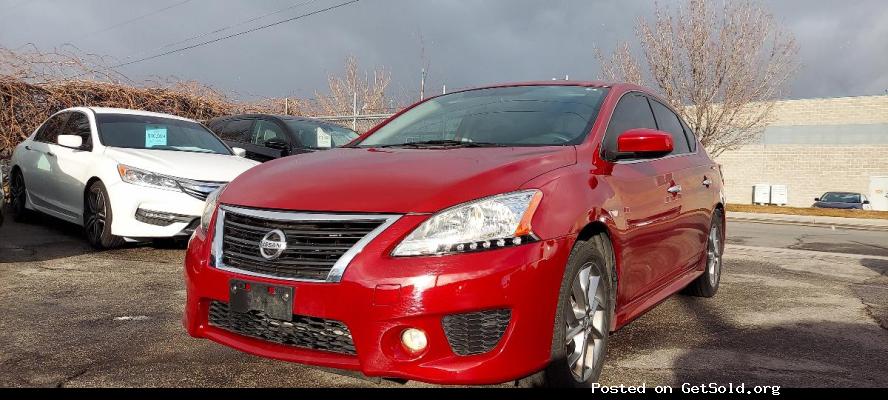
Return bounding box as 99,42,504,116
313,113,394,133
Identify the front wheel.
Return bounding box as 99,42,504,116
519,234,615,387
10,170,31,222
84,181,123,250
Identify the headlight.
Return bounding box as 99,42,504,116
200,185,225,231
392,190,543,257
117,164,180,191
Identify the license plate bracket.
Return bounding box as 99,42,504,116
229,279,294,321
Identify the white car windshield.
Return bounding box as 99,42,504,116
96,114,231,155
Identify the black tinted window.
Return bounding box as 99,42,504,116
650,100,691,154
602,93,657,160
35,112,70,143
220,119,253,142
63,112,93,150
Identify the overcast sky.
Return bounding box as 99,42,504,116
2,0,887,102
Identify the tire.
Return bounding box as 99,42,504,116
683,208,724,298
518,234,615,388
84,181,124,250
10,170,31,223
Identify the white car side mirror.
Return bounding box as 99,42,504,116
57,135,83,149
231,147,247,158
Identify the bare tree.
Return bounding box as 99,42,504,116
314,56,392,116
596,0,798,156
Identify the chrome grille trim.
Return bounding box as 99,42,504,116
211,205,401,283
177,179,227,201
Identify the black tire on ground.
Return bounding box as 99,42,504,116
10,169,31,223
682,207,725,298
518,233,616,388
84,181,124,250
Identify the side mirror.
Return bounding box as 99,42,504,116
616,128,673,155
57,135,83,149
863,200,870,205
231,147,247,158
814,198,820,202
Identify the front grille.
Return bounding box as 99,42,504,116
220,209,386,281
178,179,226,201
442,309,511,356
208,301,356,355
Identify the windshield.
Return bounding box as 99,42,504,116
96,114,231,155
820,192,861,203
284,119,359,149
355,85,608,148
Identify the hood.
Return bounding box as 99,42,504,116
105,147,260,182
221,146,577,213
814,201,861,209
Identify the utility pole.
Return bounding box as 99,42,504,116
284,98,289,115
420,68,426,101
442,84,446,95
352,92,358,131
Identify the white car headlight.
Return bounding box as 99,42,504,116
392,190,543,257
200,185,225,231
117,164,180,191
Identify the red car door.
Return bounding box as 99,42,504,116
601,93,692,305
649,99,709,272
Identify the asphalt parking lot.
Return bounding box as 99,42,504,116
0,215,886,388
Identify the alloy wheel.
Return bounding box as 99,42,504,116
10,172,26,213
564,262,607,382
707,224,722,287
86,188,107,243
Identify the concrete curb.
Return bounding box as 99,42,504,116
727,211,888,232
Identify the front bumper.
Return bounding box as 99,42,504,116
183,214,574,385
105,180,204,238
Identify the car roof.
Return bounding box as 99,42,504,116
84,107,197,123
209,114,351,127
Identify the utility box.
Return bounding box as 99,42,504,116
770,185,788,205
753,184,771,205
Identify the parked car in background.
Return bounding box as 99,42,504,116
184,82,726,387
9,107,259,249
207,114,360,162
813,192,871,210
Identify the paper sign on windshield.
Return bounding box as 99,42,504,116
145,125,168,148
316,127,332,148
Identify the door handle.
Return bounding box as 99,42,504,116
667,185,682,194
45,151,56,157
702,178,713,188
25,145,32,151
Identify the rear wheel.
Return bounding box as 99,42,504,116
683,208,724,297
10,170,31,222
84,181,123,250
519,235,614,387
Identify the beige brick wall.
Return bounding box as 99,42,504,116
764,95,888,126
716,144,888,207
715,95,888,208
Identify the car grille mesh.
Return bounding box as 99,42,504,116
441,309,511,356
208,301,356,355
221,211,384,281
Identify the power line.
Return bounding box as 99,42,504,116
73,0,360,78
79,0,195,39
116,0,319,63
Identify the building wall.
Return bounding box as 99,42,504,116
714,95,888,209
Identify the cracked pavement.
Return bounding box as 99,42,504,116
1,216,886,388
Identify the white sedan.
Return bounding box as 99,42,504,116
9,107,259,248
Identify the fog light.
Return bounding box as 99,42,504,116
400,328,428,353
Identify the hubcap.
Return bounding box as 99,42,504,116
86,189,107,242
564,263,607,382
707,224,722,287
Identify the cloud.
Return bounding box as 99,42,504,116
1,0,885,100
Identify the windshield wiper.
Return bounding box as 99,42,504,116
377,140,506,148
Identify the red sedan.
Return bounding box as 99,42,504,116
183,82,726,387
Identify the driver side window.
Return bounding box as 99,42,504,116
35,112,70,144
251,120,288,146
602,93,657,161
